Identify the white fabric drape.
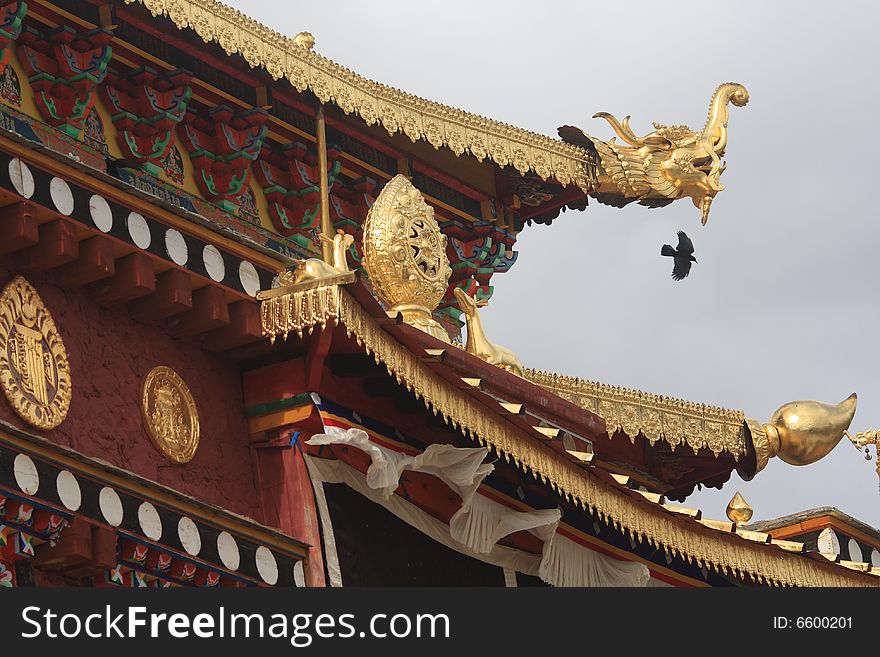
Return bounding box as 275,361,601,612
305,451,652,587
450,491,561,555
307,427,493,502
538,532,650,587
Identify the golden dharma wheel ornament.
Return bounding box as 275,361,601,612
141,366,200,464
0,276,71,430
362,174,452,343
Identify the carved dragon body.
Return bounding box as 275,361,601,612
559,83,748,225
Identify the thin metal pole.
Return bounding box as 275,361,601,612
316,104,332,263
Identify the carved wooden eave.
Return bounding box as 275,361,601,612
123,0,597,192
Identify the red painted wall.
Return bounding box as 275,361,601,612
0,262,262,521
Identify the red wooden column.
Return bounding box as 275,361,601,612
251,425,326,588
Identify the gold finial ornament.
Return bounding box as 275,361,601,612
141,366,200,464
0,277,71,430
726,491,753,526
363,174,452,343
560,83,749,225
454,287,524,376
293,31,315,50
746,394,857,475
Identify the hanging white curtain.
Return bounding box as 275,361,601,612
450,491,561,555
307,426,493,502
305,451,652,587
538,532,650,587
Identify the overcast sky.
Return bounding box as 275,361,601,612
226,1,880,529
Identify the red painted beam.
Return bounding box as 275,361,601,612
14,219,79,271
54,235,116,288
169,285,230,337
129,268,193,322
0,202,39,253
90,252,156,305
202,300,262,352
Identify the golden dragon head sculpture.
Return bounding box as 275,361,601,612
559,83,749,225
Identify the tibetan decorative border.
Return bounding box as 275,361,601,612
261,284,875,587
524,369,747,459
123,0,597,191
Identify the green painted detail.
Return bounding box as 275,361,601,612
245,392,314,418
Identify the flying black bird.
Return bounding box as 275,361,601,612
661,231,697,281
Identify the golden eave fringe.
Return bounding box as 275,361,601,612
124,0,597,191
525,369,747,459
261,285,877,586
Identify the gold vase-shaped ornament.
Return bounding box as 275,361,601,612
767,394,858,466
362,175,452,343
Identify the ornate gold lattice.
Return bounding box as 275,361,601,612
0,277,71,430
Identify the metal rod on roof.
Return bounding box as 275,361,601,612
316,104,333,263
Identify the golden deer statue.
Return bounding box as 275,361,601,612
278,229,354,287
454,287,524,377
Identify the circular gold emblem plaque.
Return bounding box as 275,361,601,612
141,366,200,464
0,276,71,430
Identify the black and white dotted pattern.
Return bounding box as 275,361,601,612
0,154,276,300
0,445,302,586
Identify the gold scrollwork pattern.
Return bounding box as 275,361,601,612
258,284,875,585
124,0,597,191
0,277,72,430
524,369,747,459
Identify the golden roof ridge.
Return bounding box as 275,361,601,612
524,368,747,458
124,0,596,190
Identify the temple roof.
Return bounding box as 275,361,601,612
747,507,880,544
124,0,594,190
255,278,880,586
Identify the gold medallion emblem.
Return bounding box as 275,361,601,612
0,276,71,430
141,366,200,464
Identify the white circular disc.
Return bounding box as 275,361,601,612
872,549,880,568
99,487,124,527
164,229,189,266
89,195,113,232
202,244,226,282
255,546,278,585
239,260,260,297
848,538,863,563
138,502,163,541
9,158,34,198
50,177,74,215
217,531,240,571
177,516,201,556
13,453,39,495
293,560,305,587
127,212,152,249
817,527,840,555
56,470,81,511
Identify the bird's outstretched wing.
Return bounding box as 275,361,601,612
676,231,694,256
671,257,692,281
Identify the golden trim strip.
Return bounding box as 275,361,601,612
524,369,747,459
123,0,597,190
259,284,877,586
